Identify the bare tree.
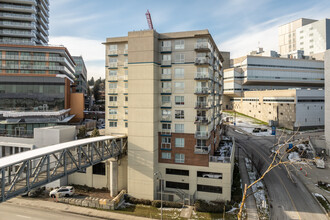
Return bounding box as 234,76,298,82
237,128,314,219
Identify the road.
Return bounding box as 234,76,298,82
228,126,328,220
0,202,102,220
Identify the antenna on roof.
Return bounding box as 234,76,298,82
145,10,154,30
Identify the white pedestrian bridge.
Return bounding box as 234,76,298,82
0,135,127,203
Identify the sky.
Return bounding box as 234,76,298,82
49,0,330,80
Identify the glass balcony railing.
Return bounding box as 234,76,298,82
108,75,118,81
108,89,117,94
161,74,171,80
108,63,118,68
161,143,171,150
108,101,117,106
161,60,171,66
195,101,212,109
161,46,171,52
195,72,212,80
195,131,211,139
161,115,171,121
195,116,211,124
108,115,117,120
194,144,211,154
124,62,128,68
161,87,171,93
195,57,210,65
109,50,118,55
195,42,211,51
195,87,210,94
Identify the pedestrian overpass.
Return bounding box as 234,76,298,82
0,135,127,203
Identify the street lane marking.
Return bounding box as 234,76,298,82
16,215,31,219
236,141,302,220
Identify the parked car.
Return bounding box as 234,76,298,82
49,186,75,198
260,128,268,132
252,128,261,133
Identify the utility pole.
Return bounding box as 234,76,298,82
154,171,163,220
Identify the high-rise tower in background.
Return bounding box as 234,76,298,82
0,0,50,45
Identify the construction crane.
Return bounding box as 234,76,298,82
145,10,154,30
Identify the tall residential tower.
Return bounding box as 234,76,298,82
0,0,50,45
104,30,234,202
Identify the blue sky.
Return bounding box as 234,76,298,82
49,0,330,80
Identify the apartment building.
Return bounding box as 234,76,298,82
0,0,49,45
325,50,330,153
0,44,79,137
104,29,235,202
296,19,330,56
72,56,88,95
230,89,324,130
278,18,316,55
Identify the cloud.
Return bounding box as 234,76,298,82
49,36,105,80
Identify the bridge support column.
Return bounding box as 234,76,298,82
110,159,118,197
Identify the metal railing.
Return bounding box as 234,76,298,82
195,116,211,123
161,60,171,66
194,145,211,154
195,72,212,80
195,131,211,139
195,57,210,65
195,42,211,50
195,87,210,94
161,101,171,107
195,101,212,109
0,136,127,203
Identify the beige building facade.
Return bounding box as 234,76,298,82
103,29,234,202
325,50,330,153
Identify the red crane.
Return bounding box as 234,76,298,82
145,10,154,30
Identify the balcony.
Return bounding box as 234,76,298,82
0,4,36,13
108,75,118,81
0,30,35,37
161,60,171,66
0,12,36,21
161,115,171,122
124,114,128,120
108,115,117,120
195,57,210,65
124,62,128,68
194,87,210,95
108,62,118,69
161,101,171,108
194,144,211,154
194,42,211,52
124,49,128,55
195,101,212,109
109,50,118,56
195,116,211,124
108,89,117,94
108,101,117,107
195,72,212,80
195,131,211,139
161,87,171,94
161,143,171,150
161,129,171,136
160,46,171,52
161,74,171,81
123,88,128,94
124,75,128,81
0,21,36,29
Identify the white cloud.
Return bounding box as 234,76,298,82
49,36,105,80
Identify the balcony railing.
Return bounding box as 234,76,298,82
124,49,128,54
161,74,171,80
124,62,128,68
123,88,128,93
108,89,117,94
194,144,211,154
195,42,211,51
195,72,212,80
161,129,171,136
195,131,211,139
161,87,171,93
108,101,117,106
108,75,118,81
161,101,171,107
109,50,118,55
195,87,210,94
161,46,171,52
195,57,210,65
0,12,36,20
109,62,118,68
195,116,211,124
124,114,128,120
195,101,212,109
161,143,171,150
124,75,128,81
161,115,171,121
109,115,117,120
161,60,171,66
0,30,35,37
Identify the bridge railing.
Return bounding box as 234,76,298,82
0,135,127,203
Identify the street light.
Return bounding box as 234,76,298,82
154,171,163,220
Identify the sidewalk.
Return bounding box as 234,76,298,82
237,146,259,220
6,197,152,220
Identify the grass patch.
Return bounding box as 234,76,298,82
223,110,268,125
191,211,237,219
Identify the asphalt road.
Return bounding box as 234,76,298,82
228,127,328,220
0,202,101,220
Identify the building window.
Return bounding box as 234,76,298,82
166,168,189,176
92,163,106,175
109,109,117,114
174,40,185,50
125,82,128,89
175,96,184,105
197,171,222,179
175,153,185,163
162,96,171,105
109,44,117,51
162,54,171,61
125,122,128,128
125,96,128,102
109,70,117,78
162,40,171,48
109,122,117,127
161,137,171,149
174,68,184,78
162,123,171,130
197,184,222,193
109,58,117,63
175,54,185,63
125,109,128,115
109,96,117,102
175,110,184,119
175,124,184,133
162,152,171,159
175,138,184,148
109,83,117,89
166,181,189,190
174,82,184,92
162,68,171,75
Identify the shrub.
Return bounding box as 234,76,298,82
126,197,152,206
195,200,231,213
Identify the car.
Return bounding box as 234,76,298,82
49,186,75,198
